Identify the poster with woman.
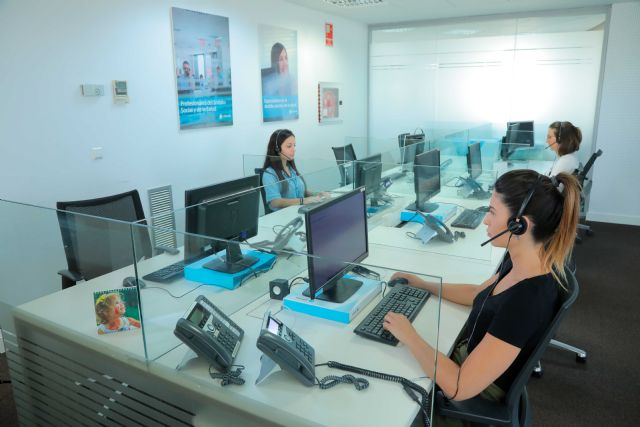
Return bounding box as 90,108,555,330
259,25,299,122
171,8,233,129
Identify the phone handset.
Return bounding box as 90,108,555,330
419,212,462,244
256,311,316,386
272,216,304,251
174,295,244,372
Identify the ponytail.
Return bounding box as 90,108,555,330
541,172,581,286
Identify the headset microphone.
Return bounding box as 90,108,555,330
480,228,510,247
544,141,557,150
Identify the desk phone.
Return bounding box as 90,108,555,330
256,312,316,386
174,295,244,372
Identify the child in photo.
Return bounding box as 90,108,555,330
95,292,141,334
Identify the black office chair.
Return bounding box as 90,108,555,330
434,267,579,427
56,190,152,289
254,168,273,215
331,144,357,186
575,149,603,242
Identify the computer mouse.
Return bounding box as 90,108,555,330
476,206,490,213
122,276,146,288
387,277,409,287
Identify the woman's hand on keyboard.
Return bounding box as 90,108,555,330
383,312,419,345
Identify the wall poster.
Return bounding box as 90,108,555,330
259,25,299,122
318,82,342,124
171,7,233,129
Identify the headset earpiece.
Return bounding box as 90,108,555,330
274,129,283,154
507,216,527,235
556,122,564,145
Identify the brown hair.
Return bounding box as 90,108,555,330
550,121,582,156
494,170,581,285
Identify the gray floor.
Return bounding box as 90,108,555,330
1,221,639,426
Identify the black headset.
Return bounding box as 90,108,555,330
273,129,288,154
556,121,565,145
506,174,543,236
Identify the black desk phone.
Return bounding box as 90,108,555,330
174,295,244,372
256,312,316,386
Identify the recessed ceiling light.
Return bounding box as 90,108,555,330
323,0,385,8
445,29,478,36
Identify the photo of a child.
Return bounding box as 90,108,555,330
94,289,141,335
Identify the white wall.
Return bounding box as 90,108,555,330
0,0,368,214
588,1,640,225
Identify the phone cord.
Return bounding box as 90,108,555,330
316,374,369,391
209,365,245,386
325,361,431,427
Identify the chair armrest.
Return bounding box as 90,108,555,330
435,390,511,425
58,269,83,282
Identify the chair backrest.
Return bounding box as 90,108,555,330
576,149,603,186
331,144,357,186
56,190,152,282
503,267,579,407
254,168,273,214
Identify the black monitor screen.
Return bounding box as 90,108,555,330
354,153,382,197
399,134,426,167
505,121,534,146
305,188,368,302
184,175,260,271
414,149,441,208
467,142,482,180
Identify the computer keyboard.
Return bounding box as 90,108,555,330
451,208,485,229
142,260,185,283
354,285,430,346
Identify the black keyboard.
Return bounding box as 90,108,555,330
451,208,484,229
143,260,185,283
354,285,430,346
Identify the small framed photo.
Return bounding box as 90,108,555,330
94,287,140,335
112,80,129,103
318,82,342,124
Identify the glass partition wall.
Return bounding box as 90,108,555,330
370,10,607,167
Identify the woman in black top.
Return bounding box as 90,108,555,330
385,170,581,412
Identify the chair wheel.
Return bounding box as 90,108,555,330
576,354,587,363
586,229,594,237
532,369,543,378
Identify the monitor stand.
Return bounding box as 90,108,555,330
405,201,439,213
203,241,259,274
302,277,362,304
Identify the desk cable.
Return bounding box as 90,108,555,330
145,284,204,299
316,361,431,427
209,364,245,386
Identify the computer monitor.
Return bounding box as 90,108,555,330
354,153,383,205
501,121,534,160
399,134,426,172
467,142,482,180
303,188,368,303
407,148,441,212
184,175,261,274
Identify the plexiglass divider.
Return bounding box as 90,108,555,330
132,218,442,426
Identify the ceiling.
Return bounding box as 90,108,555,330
282,0,629,26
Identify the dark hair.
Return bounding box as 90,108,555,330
494,169,581,284
262,129,306,195
550,121,581,156
270,43,286,74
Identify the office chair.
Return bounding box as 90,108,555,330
435,267,579,426
56,190,152,289
254,168,273,215
331,144,357,186
575,149,603,243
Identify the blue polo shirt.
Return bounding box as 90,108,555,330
263,167,306,211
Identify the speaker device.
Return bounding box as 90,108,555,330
269,278,290,300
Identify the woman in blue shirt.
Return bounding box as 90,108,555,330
262,129,327,211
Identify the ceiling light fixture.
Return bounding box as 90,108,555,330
323,0,385,8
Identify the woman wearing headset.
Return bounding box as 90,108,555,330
546,121,582,176
262,129,328,211
385,169,580,425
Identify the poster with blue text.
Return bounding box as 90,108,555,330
259,25,299,122
171,8,233,129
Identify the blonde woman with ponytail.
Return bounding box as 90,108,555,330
385,170,580,426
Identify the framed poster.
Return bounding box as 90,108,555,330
171,8,233,129
259,25,299,122
318,82,342,124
